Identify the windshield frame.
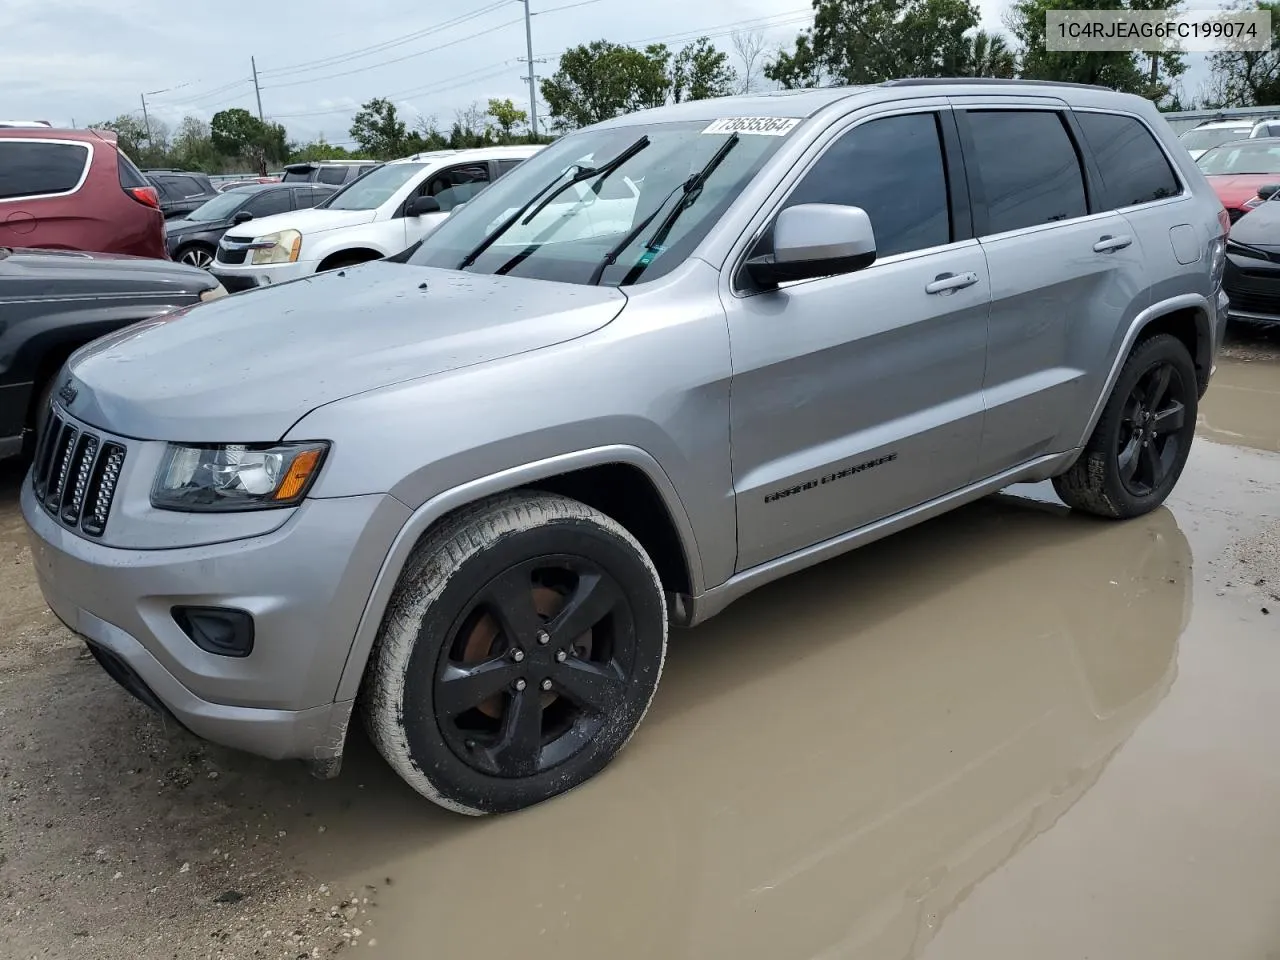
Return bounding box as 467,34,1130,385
1196,140,1280,175
405,119,798,288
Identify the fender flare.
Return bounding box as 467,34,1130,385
1072,292,1214,452
331,443,704,702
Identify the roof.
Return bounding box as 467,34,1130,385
0,127,114,144
386,144,544,164
594,78,1159,130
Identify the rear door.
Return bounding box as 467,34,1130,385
0,138,92,250
952,101,1148,476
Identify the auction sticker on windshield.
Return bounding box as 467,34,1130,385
702,117,801,136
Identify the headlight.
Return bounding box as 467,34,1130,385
249,229,302,265
152,441,328,512
200,283,228,301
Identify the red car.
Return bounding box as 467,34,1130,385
1196,138,1280,223
0,127,166,258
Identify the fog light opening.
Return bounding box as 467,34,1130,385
172,606,255,658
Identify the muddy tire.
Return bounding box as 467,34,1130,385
1053,333,1198,519
362,492,667,815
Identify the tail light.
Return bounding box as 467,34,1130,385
127,186,160,209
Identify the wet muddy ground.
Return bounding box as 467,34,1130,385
1,323,1278,960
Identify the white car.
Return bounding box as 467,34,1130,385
210,145,541,292
1180,118,1280,160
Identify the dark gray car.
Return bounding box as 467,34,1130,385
1224,186,1280,324
0,246,222,459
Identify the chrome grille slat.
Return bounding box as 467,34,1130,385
30,409,127,538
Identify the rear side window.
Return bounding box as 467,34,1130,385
781,112,952,258
964,111,1087,235
0,140,91,200
116,149,148,189
316,166,349,185
168,175,204,197
282,168,312,182
1075,111,1182,208
495,158,525,177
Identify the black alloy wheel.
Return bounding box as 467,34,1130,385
1116,361,1188,497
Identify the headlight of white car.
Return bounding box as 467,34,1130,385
249,229,302,265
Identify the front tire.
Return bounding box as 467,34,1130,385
363,493,667,815
1053,333,1198,518
176,243,214,269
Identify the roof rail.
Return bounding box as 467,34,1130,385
883,77,1112,92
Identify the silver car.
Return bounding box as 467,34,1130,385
23,80,1227,815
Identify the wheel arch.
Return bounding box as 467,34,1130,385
332,445,704,703
317,247,386,272
1072,292,1215,455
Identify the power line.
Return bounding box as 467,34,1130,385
261,17,522,89
270,63,517,119
257,1,512,79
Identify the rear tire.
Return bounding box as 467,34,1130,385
1053,333,1198,519
363,492,667,815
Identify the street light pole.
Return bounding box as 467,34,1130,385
139,93,152,144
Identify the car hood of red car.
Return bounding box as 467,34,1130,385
1205,173,1280,209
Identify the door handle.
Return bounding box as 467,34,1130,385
925,271,980,295
1093,234,1133,253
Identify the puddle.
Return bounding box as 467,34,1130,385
1199,356,1280,453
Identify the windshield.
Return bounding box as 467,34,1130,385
1197,141,1280,175
324,163,426,210
407,119,796,286
1181,127,1252,151
186,190,253,222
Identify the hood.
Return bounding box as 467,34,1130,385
166,217,222,236
220,206,377,240
63,261,627,441
1204,173,1280,208
1228,200,1280,248
0,247,215,298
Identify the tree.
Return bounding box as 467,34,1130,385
289,137,353,162
211,108,264,157
487,97,528,141
767,0,981,88
541,40,672,129
670,37,738,102
1205,0,1280,106
169,116,221,171
415,114,450,151
732,30,768,94
1006,0,1184,102
349,97,408,158
957,29,1017,78
94,114,147,159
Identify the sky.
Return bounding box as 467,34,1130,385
0,0,1212,146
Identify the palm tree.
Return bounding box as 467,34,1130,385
960,30,1017,79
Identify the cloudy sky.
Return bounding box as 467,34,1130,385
1,0,1210,145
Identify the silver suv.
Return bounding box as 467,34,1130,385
23,80,1227,815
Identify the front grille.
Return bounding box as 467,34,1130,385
31,408,127,538
216,237,251,266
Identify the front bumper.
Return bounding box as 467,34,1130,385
1224,252,1280,325
22,478,409,762
210,259,311,293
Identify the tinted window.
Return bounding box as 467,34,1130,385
294,186,328,209
425,163,491,212
115,149,148,189
1076,112,1181,208
244,189,293,217
0,141,90,200
316,166,349,185
281,168,312,182
966,111,1087,234
495,159,524,177
781,112,951,258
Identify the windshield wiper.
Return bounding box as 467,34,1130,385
589,133,739,286
457,135,650,270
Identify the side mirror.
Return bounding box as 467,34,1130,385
405,195,442,217
232,210,254,224
1259,183,1280,201
746,203,877,287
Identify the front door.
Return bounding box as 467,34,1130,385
402,162,491,246
724,108,991,571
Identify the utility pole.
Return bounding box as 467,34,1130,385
139,93,152,144
519,0,538,138
251,56,265,121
